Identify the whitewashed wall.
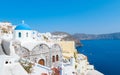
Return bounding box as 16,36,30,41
13,30,32,41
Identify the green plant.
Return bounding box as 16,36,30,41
74,52,77,60
43,35,48,40
75,64,77,69
21,62,33,73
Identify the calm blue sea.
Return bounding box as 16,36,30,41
76,40,120,75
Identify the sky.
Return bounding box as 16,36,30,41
0,0,120,34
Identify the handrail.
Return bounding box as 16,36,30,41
19,58,52,72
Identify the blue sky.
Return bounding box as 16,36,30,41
0,0,120,34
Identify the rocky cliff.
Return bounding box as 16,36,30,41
51,32,82,47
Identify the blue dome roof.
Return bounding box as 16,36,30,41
15,24,32,30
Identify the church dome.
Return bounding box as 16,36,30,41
15,24,32,30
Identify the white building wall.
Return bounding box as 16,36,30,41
13,30,32,41
0,55,28,75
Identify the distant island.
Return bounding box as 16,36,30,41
52,32,120,46
73,32,120,40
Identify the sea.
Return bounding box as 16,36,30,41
76,40,120,75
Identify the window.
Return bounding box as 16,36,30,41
52,56,55,62
18,32,21,38
5,61,8,64
33,32,35,34
56,55,59,61
26,32,28,37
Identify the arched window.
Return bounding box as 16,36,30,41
56,55,59,61
52,56,55,62
26,32,28,37
18,32,21,38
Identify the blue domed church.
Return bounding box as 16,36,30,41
13,23,32,41
12,22,62,69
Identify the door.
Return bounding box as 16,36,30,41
38,59,45,66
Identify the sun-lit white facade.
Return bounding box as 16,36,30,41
0,22,104,75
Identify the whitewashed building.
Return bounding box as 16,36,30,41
0,22,104,75
12,23,62,68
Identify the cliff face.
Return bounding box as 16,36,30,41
51,32,82,47
72,32,120,40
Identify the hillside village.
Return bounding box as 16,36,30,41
0,22,103,75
